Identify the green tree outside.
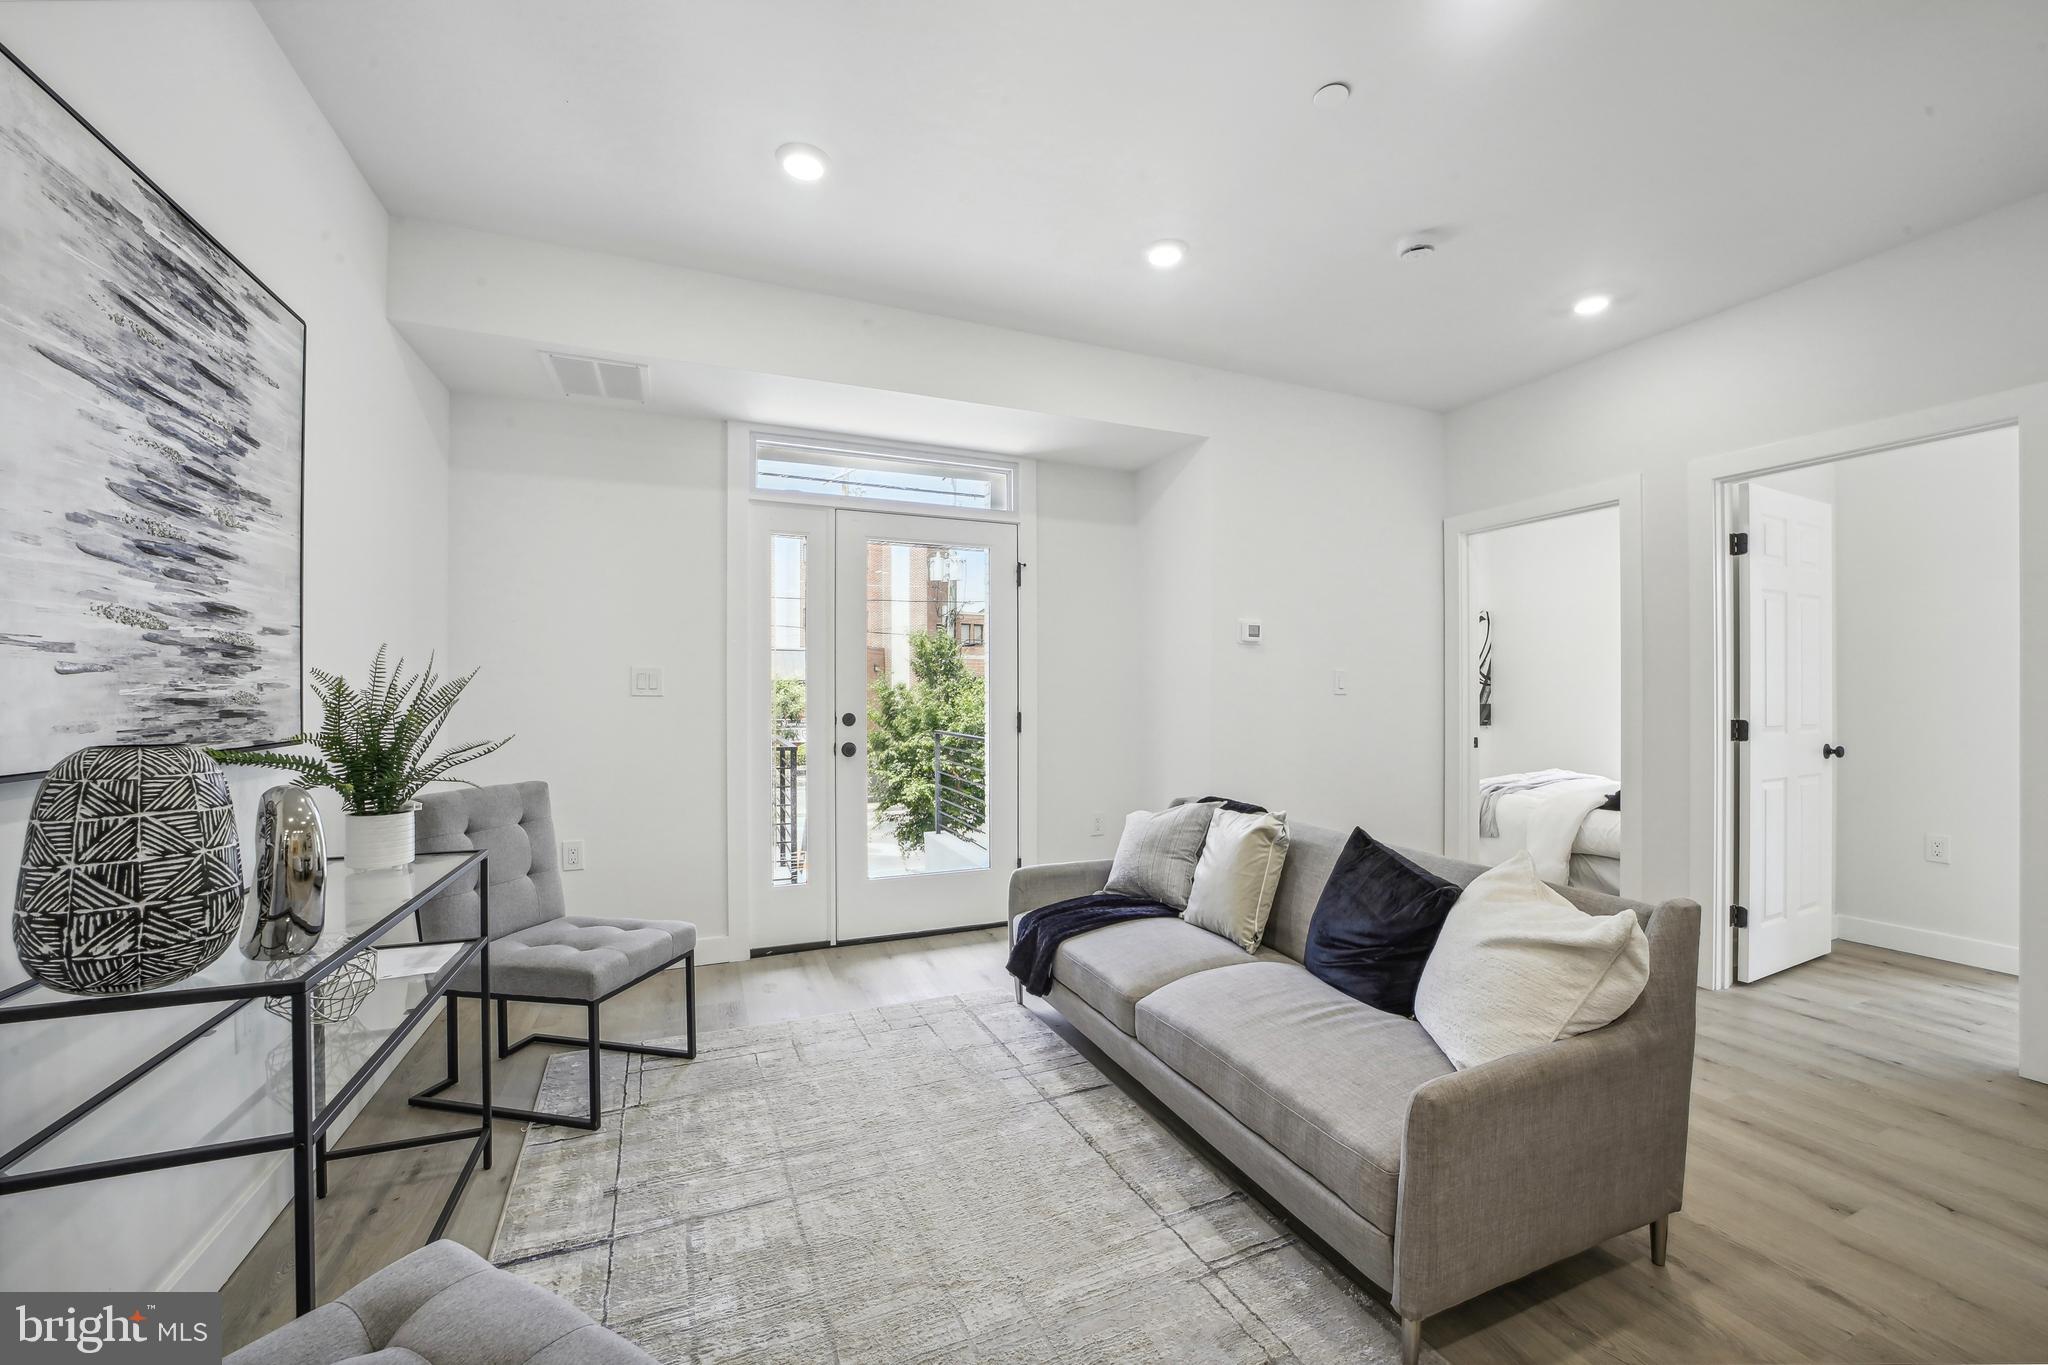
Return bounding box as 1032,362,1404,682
866,630,986,858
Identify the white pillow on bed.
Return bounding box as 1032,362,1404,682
1414,851,1649,1070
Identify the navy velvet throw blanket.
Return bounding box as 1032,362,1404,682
1006,893,1180,996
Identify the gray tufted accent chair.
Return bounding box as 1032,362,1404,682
225,1240,655,1364
406,781,695,1131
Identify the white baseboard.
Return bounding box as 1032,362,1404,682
166,1153,291,1292
1834,915,2018,975
689,934,742,966
165,989,451,1292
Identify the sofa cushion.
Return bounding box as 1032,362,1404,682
1183,807,1291,952
1052,916,1260,1034
1415,851,1650,1069
1301,828,1460,1016
1136,961,1454,1230
1104,803,1218,910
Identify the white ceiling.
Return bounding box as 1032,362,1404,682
260,0,2048,412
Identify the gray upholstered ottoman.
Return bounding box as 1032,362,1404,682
225,1241,652,1364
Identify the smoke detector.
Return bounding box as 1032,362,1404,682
540,350,648,403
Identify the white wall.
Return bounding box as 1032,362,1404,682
1466,507,1621,782
1829,429,2021,972
1034,463,1147,860
1444,190,2048,1078
0,1,450,1292
447,398,727,939
391,220,1450,884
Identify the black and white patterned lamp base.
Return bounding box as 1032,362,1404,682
12,744,244,995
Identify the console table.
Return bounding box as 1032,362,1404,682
0,850,493,1314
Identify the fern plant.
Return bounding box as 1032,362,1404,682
212,647,513,815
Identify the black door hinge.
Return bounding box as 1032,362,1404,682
1016,562,1026,588
1016,711,1023,734
1730,905,1749,929
1730,718,1750,742
1729,531,1749,556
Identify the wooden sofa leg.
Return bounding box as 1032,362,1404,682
1401,1315,1423,1365
1650,1213,1670,1266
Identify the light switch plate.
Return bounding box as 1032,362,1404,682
562,839,587,871
629,666,664,697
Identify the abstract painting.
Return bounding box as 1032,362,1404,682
0,44,305,781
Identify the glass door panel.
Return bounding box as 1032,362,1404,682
748,505,833,951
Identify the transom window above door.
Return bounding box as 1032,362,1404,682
751,432,1015,513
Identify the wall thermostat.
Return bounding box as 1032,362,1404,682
1238,619,1263,645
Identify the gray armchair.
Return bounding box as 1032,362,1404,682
225,1240,653,1363
406,781,696,1130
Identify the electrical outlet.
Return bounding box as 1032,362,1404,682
1924,834,1950,865
1090,812,1107,838
562,838,587,871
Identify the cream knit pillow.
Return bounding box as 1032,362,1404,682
1414,851,1649,1069
1182,808,1290,951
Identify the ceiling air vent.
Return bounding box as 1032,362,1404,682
540,350,648,403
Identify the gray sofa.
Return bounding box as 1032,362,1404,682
225,1241,652,1363
1009,817,1699,1365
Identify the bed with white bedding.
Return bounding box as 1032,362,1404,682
1476,770,1621,892
1568,806,1622,893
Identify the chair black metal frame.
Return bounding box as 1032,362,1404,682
409,949,696,1132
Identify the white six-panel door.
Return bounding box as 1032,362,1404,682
1738,485,1837,982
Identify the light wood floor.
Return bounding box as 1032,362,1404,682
223,935,2048,1363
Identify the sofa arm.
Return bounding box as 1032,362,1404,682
1008,858,1113,925
1391,899,1699,1321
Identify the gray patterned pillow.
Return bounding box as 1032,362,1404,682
1104,803,1219,910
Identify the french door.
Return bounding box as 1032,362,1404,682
748,504,1018,949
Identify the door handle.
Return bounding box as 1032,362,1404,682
1822,744,1845,759
840,741,857,758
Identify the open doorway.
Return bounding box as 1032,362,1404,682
1443,479,1643,899
1726,426,2020,983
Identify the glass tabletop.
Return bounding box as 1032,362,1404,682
0,852,481,1021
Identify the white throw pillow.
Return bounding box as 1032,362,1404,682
1414,851,1650,1070
1182,808,1291,951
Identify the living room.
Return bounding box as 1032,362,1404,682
1,3,2044,1362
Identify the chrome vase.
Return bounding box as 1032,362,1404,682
245,786,327,959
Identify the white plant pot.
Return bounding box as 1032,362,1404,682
346,805,419,871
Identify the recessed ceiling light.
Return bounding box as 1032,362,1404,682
1313,81,1351,110
1145,239,1188,270
1572,293,1612,317
777,143,828,182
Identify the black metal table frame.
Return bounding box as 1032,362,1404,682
0,849,494,1316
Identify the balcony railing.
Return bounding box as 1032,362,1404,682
773,724,805,883
932,729,987,845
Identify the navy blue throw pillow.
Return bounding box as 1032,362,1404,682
1303,828,1461,1016
1196,795,1268,814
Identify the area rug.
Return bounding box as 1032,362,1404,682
490,989,1416,1363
